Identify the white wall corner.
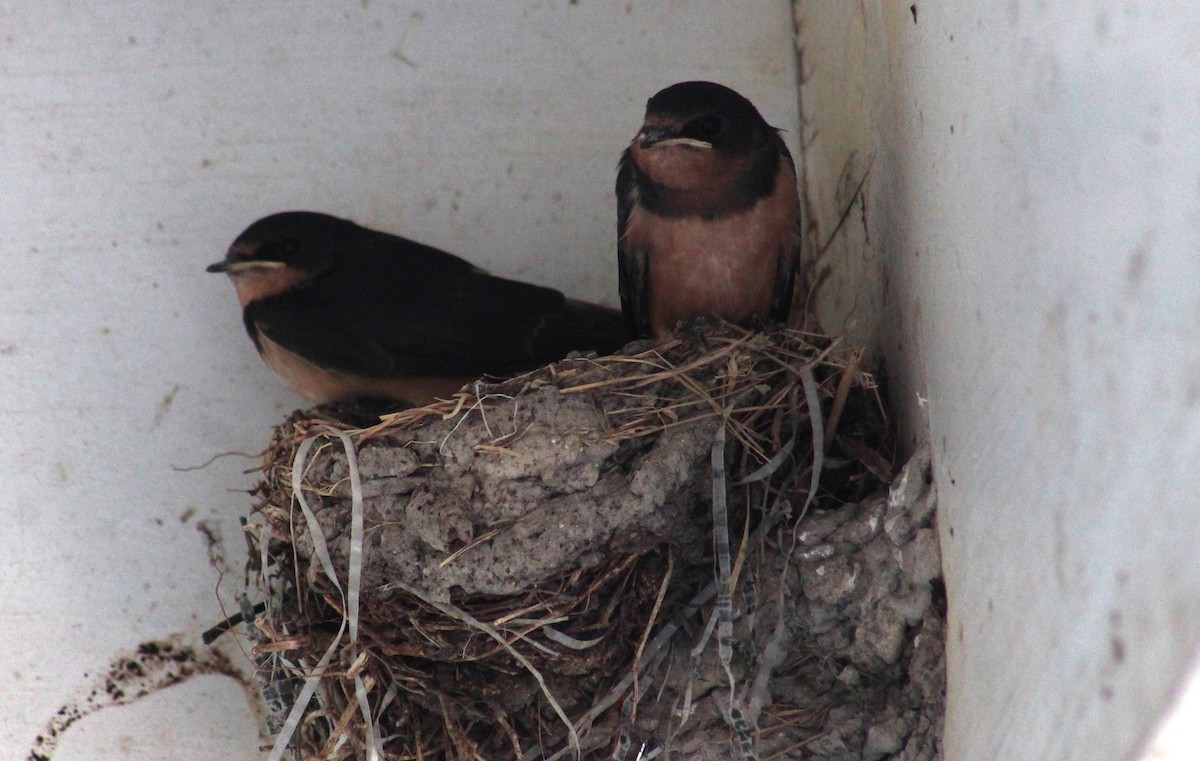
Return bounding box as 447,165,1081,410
795,2,1200,760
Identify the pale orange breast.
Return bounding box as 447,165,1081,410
257,332,474,405
624,177,798,337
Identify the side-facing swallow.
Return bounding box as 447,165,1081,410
617,81,801,338
208,211,629,405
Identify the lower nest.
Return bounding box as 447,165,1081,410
240,323,922,760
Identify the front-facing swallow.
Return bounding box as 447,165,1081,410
208,211,629,405
617,81,801,338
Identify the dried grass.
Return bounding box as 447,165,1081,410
234,322,892,760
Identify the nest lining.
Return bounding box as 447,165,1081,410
233,323,941,760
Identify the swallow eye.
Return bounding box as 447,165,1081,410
278,237,301,258
697,115,725,138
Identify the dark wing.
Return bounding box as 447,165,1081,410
768,242,799,324
245,296,398,376
532,297,629,360
767,139,801,324
616,150,652,338
253,230,624,379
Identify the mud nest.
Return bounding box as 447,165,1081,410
234,323,944,760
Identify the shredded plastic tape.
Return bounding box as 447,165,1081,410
797,364,824,521
265,426,379,761
710,417,737,699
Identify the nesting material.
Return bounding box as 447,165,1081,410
238,323,942,760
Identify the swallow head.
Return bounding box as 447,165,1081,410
627,81,785,215
207,211,354,307
634,81,776,154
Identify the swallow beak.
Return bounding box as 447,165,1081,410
637,127,711,150
638,127,671,148
206,258,287,274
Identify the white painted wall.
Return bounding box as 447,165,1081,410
21,3,1197,758
797,1,1200,759
0,3,799,758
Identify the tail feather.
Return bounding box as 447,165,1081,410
530,299,630,362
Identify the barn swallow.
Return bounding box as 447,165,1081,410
617,81,801,338
207,211,629,405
